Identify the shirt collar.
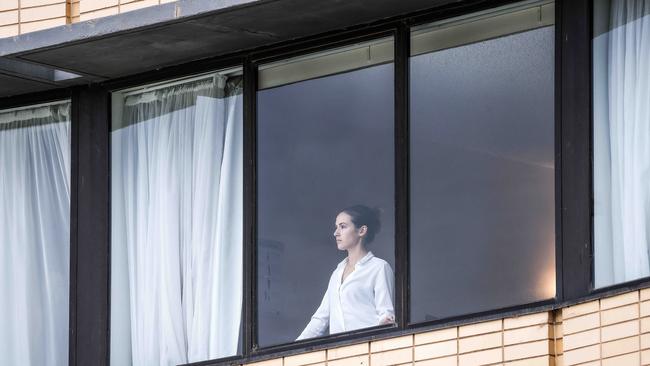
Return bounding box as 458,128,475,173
358,251,374,266
337,251,374,268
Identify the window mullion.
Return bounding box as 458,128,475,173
394,22,411,328
243,57,259,355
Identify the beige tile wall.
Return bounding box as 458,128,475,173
561,289,650,366
1,0,68,37
247,312,557,366
241,289,650,366
0,0,173,37
0,0,19,37
79,0,175,21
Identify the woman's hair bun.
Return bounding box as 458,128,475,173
341,204,382,244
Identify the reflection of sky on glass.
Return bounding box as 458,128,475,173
257,63,394,346
410,26,555,322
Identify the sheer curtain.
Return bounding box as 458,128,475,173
0,102,71,366
111,75,243,366
595,0,650,286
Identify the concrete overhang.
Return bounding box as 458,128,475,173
0,0,461,98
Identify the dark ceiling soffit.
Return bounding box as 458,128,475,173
2,0,459,73
0,0,461,98
0,73,56,96
0,0,262,57
0,0,263,97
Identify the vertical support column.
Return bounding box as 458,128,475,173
70,85,110,366
243,58,258,354
559,0,592,300
394,22,410,328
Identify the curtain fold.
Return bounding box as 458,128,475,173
0,102,71,366
111,76,243,366
606,0,650,284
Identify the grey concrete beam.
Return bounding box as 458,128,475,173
0,0,459,97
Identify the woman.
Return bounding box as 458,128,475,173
297,205,395,340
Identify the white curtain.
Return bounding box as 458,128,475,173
596,0,650,286
0,103,71,366
111,76,243,366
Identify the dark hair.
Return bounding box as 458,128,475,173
340,205,382,244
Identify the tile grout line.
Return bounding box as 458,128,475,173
565,295,646,322
368,342,372,366
640,290,643,366
599,298,603,364
20,1,66,10
411,334,415,366
551,311,558,366
565,315,645,337
600,349,643,362
501,319,505,366
457,327,460,366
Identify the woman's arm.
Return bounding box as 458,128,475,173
374,261,395,325
296,283,330,340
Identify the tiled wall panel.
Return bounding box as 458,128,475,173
79,0,173,21
0,0,68,37
0,0,176,35
0,1,19,37
559,290,650,366
240,312,558,366
235,290,650,366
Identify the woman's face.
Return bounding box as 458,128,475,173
334,212,366,251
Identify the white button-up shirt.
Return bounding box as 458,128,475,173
297,252,395,340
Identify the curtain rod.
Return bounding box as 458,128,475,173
0,99,69,115
119,67,242,98
411,0,554,33
259,37,393,71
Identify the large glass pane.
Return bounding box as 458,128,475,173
110,70,243,365
410,2,556,322
0,101,71,366
593,0,650,288
257,38,396,346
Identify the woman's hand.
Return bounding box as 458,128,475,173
379,314,395,325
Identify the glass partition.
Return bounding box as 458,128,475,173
409,1,556,322
257,38,396,346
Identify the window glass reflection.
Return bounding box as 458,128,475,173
257,40,395,346
410,7,555,322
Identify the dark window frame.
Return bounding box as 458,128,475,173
249,27,399,354
0,1,609,366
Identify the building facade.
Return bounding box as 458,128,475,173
1,0,648,366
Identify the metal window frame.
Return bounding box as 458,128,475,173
0,0,611,366
248,28,399,356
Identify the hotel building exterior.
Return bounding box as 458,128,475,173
1,1,649,366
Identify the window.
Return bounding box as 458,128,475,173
256,38,396,346
110,70,243,365
409,1,556,322
0,101,71,366
593,0,650,288
76,1,569,363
